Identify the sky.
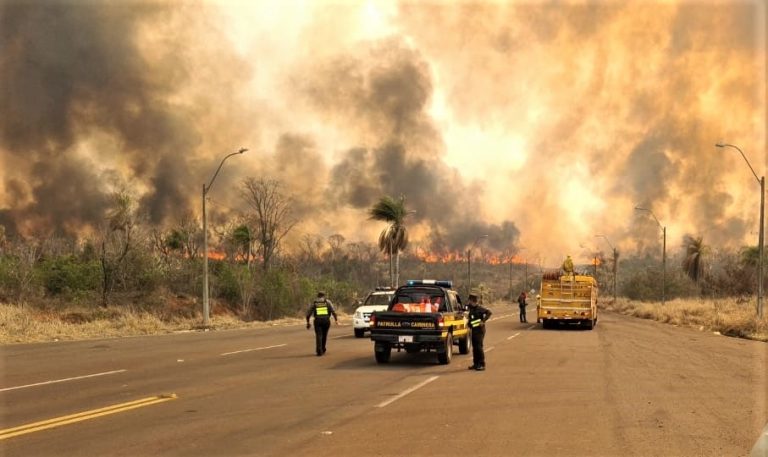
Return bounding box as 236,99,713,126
0,0,765,266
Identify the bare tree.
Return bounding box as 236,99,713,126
241,178,297,271
299,233,324,264
6,235,47,305
327,234,346,261
100,192,137,307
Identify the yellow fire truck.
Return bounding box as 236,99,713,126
537,271,598,329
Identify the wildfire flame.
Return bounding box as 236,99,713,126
413,248,528,265
207,251,226,261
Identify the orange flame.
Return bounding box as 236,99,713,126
207,251,226,261
412,248,528,265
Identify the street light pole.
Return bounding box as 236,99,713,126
716,143,764,318
202,148,247,327
635,206,666,306
596,234,618,303
467,234,488,296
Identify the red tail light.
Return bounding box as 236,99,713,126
437,316,445,328
370,314,376,327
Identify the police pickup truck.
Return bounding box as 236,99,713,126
368,280,471,365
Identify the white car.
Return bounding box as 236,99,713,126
353,288,395,338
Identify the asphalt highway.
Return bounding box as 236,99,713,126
1,307,766,456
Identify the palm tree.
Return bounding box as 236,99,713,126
682,234,707,286
369,195,410,287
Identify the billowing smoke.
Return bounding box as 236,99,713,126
395,1,765,261
0,1,763,264
301,39,520,252
0,1,245,234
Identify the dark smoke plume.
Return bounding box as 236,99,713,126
0,1,212,234
302,39,521,252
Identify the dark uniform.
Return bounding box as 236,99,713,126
306,292,338,356
517,291,528,323
467,294,492,371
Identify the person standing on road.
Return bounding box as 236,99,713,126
467,293,492,371
306,291,338,356
517,291,528,323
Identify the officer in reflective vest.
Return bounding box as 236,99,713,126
306,291,338,356
467,293,492,371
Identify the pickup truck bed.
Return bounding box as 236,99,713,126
369,283,471,364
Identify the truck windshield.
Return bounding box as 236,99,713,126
364,294,392,306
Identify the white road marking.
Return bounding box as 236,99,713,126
488,315,510,322
526,324,536,330
376,376,439,408
484,347,495,353
0,369,127,393
220,344,287,356
330,335,348,339
507,332,521,340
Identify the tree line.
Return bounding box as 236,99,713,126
0,176,765,320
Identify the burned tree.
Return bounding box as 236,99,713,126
241,178,297,271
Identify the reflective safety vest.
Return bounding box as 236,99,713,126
314,301,329,317
470,318,483,328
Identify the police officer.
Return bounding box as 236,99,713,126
467,293,492,371
306,291,338,356
517,290,528,323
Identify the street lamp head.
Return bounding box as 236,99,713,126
715,143,725,148
238,148,248,154
634,206,648,211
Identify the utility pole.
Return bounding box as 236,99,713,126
716,143,764,318
202,148,247,327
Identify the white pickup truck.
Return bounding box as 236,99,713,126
353,288,395,338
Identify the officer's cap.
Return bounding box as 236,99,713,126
468,293,478,300
317,291,326,297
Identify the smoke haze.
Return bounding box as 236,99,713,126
0,0,765,265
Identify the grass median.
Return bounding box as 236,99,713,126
601,297,768,342
0,303,313,345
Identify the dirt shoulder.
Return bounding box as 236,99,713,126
600,297,768,342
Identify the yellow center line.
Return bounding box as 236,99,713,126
0,394,177,441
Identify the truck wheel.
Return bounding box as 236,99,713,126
354,328,365,338
374,343,391,363
437,334,453,365
542,320,550,329
458,332,471,354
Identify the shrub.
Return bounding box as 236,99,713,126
39,256,100,296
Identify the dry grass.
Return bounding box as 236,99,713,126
0,303,312,345
601,297,768,342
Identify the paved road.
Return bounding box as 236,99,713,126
1,307,766,456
